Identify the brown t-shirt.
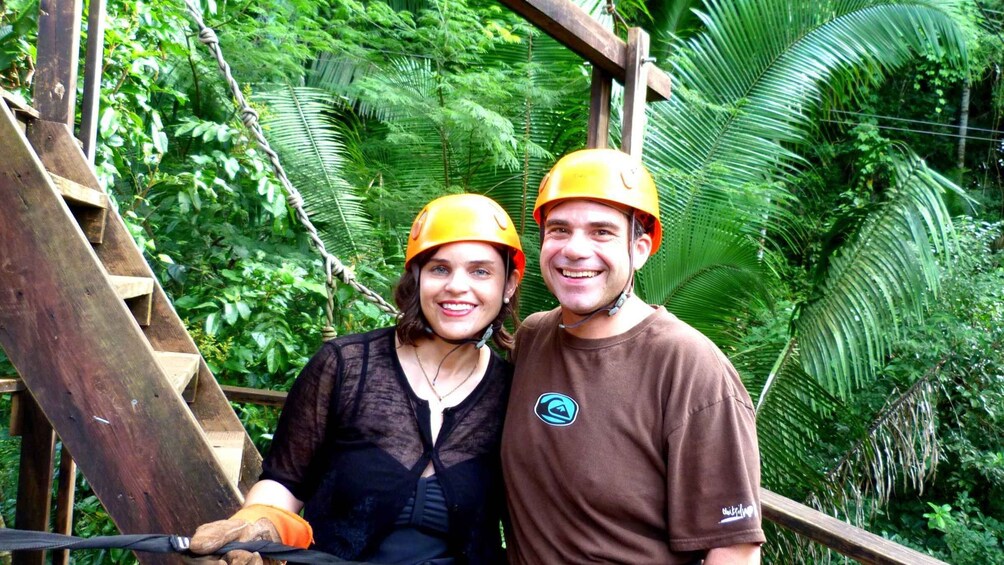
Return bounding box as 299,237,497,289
501,307,765,564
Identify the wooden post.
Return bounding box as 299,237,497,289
495,0,671,101
80,0,108,162
12,395,56,565
587,68,612,148
32,4,85,559
53,448,76,565
34,0,83,127
621,27,650,157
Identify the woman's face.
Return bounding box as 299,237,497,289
419,241,514,341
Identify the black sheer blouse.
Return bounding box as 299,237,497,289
261,327,510,563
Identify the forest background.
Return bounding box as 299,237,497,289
1,0,1003,562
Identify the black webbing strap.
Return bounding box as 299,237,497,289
0,528,369,564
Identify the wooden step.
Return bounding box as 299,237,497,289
49,173,107,209
47,173,108,244
154,351,201,395
0,89,38,133
108,274,153,326
206,431,244,489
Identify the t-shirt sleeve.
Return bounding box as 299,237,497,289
664,349,765,552
260,342,342,501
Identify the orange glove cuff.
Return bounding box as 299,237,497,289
232,504,314,548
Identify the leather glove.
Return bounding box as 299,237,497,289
188,504,313,565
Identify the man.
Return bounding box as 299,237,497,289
501,148,765,564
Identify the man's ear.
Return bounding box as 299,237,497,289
631,232,653,271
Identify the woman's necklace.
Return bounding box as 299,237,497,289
414,346,479,402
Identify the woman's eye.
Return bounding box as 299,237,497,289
473,268,491,277
429,265,449,275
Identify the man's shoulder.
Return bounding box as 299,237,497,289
520,307,561,333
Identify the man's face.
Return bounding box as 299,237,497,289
539,199,650,320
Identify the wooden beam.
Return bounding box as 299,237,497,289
0,97,245,550
586,68,611,148
496,0,671,101
761,489,949,565
620,27,649,157
25,118,263,496
80,0,107,162
0,378,26,394
12,396,55,565
220,385,288,408
53,447,76,565
34,0,83,126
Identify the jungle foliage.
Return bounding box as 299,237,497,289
1,0,1004,562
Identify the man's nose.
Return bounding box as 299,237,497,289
561,231,591,260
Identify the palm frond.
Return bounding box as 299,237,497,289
809,360,944,525
638,220,768,346
740,337,837,495
257,85,376,262
795,148,959,399
647,0,967,246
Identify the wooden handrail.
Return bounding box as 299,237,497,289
761,489,947,564
0,377,948,563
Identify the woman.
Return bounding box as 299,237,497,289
189,194,524,564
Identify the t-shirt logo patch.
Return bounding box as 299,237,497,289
535,392,578,426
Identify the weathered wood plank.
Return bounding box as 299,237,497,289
495,0,671,101
0,378,25,394
108,275,155,299
24,118,263,494
12,396,55,565
620,27,649,157
206,431,244,490
155,351,201,395
26,122,108,244
0,88,39,120
53,447,76,565
586,68,611,148
761,488,949,564
0,100,244,562
80,0,107,162
34,0,82,126
49,173,107,208
220,385,288,408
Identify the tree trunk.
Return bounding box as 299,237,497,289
956,78,971,185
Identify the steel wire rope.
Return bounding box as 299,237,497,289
179,0,399,341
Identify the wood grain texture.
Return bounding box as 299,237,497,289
24,118,263,495
761,488,949,564
0,104,247,562
496,0,670,101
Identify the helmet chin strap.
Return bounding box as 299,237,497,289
423,324,493,349
556,285,631,330
557,213,637,331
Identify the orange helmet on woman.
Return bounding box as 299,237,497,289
534,148,662,253
405,193,525,280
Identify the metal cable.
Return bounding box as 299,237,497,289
179,0,399,336
0,528,369,564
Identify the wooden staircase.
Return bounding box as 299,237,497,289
0,90,259,557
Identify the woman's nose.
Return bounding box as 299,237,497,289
444,271,469,292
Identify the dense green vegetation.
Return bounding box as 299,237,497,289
1,0,1003,562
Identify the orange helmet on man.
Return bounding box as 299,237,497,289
534,148,662,254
